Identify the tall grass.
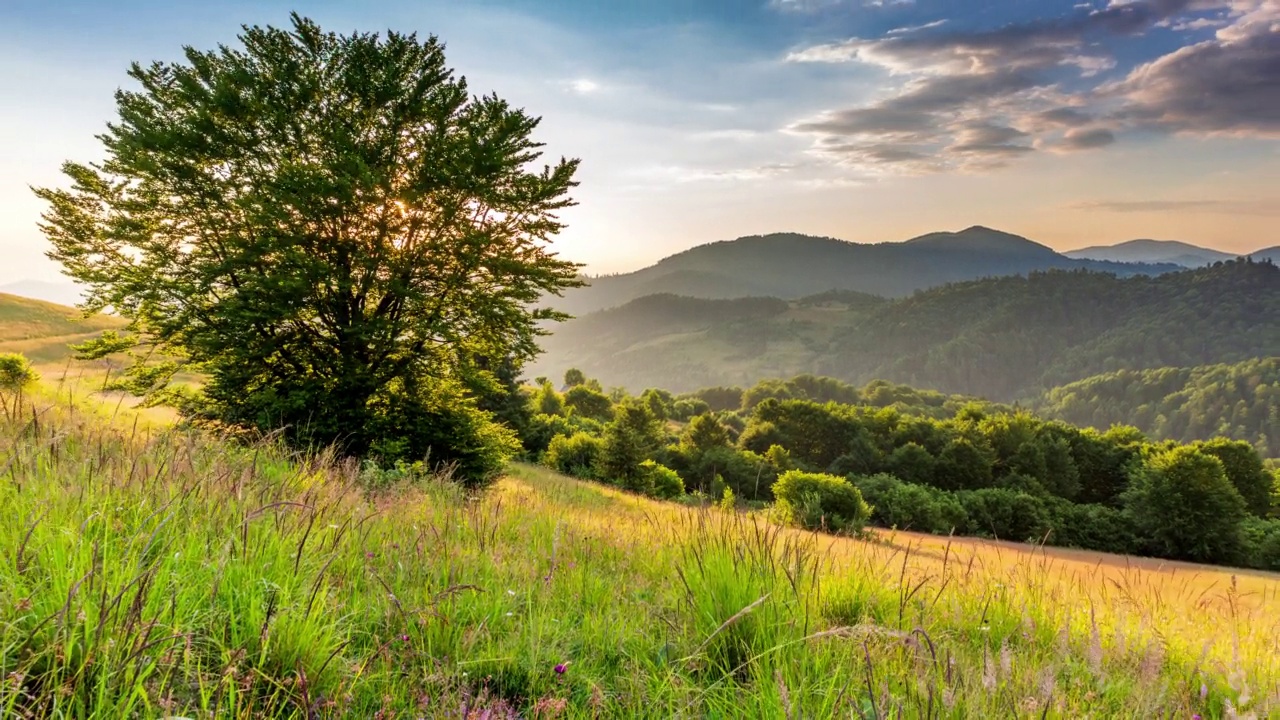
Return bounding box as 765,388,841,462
1,382,1278,718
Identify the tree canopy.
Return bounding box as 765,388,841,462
35,15,581,483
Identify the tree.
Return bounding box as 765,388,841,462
682,414,730,453
563,384,613,422
35,16,580,485
598,400,664,486
1196,439,1273,517
563,368,586,388
1122,446,1248,563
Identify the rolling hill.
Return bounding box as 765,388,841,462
558,226,1178,315
0,292,125,364
532,259,1280,399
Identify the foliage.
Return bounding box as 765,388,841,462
543,432,605,480
1036,358,1280,458
0,352,36,391
854,473,967,535
35,15,580,483
954,488,1052,543
563,367,586,388
1122,446,1248,564
598,400,664,486
772,470,871,534
563,384,613,422
1195,438,1274,516
638,459,685,500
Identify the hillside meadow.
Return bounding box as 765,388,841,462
2,377,1278,718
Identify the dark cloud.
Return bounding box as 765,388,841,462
1105,12,1280,136
1055,126,1117,150
786,0,1274,174
1037,107,1095,127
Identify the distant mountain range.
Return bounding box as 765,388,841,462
1065,238,1277,268
530,259,1280,399
557,226,1180,315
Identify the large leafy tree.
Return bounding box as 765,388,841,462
35,15,581,482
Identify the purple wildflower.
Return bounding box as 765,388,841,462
400,634,410,643
554,662,569,675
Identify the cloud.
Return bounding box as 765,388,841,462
887,19,949,36
561,78,601,94
1068,198,1280,214
785,0,1279,175
1102,3,1280,137
1042,126,1118,151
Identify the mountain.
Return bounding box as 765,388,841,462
531,259,1280,398
0,279,84,307
559,226,1178,315
1252,246,1280,263
1064,239,1238,267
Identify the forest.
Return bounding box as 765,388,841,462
532,259,1280,402
514,370,1280,571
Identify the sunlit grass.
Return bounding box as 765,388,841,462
2,382,1277,718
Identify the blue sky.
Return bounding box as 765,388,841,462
2,0,1277,283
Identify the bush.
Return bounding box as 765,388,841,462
544,432,605,479
366,377,519,490
955,488,1051,542
640,460,685,499
855,473,968,534
773,470,871,534
1239,517,1280,571
1045,500,1138,555
0,353,37,391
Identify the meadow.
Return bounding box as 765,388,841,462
2,375,1278,718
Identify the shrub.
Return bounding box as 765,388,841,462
0,352,37,391
855,474,968,534
640,460,685,499
772,470,871,534
365,377,519,489
1122,446,1248,564
1045,500,1138,555
1239,517,1280,571
955,488,1051,542
544,432,605,479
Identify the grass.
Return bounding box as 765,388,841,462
2,379,1279,718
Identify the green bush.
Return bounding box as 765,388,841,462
639,459,685,499
544,432,605,479
1239,517,1280,571
0,352,37,391
1045,500,1138,555
855,473,968,534
365,377,519,489
955,488,1051,542
773,470,871,534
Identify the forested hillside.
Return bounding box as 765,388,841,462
532,259,1280,400
1036,358,1280,456
558,226,1175,315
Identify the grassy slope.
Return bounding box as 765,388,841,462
2,385,1277,717
0,292,125,366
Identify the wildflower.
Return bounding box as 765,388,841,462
365,551,375,559
400,634,410,643
554,662,570,675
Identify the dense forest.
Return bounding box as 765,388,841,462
532,259,1280,402
556,226,1175,315
515,370,1280,570
1036,358,1280,456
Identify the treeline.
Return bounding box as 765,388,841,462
512,371,1280,571
1035,358,1280,457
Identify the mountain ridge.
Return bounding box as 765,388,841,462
559,226,1179,315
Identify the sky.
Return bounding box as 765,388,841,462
1,0,1277,283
